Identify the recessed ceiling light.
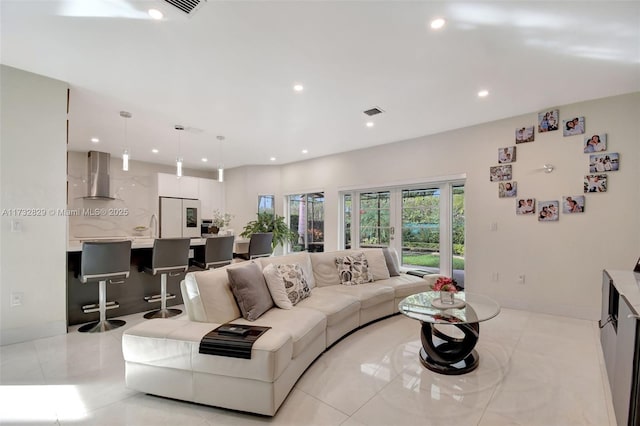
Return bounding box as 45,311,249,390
152,148,159,153
90,137,99,143
366,121,375,128
430,18,446,30
477,89,489,98
270,157,276,162
293,84,304,92
301,149,308,154
201,158,208,162
148,9,163,20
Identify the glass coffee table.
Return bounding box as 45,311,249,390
399,291,500,375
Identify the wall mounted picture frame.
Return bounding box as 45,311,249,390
515,126,535,144
538,109,559,132
538,201,559,221
584,133,607,153
563,116,585,136
589,152,619,172
584,174,607,193
499,181,517,198
516,198,536,215
498,146,516,163
490,165,512,182
562,195,585,213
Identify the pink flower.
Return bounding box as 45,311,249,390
432,277,458,293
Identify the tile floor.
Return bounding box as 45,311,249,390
0,307,615,425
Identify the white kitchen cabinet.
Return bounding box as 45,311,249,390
199,178,225,219
157,173,200,199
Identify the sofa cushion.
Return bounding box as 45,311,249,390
375,274,430,299
361,248,391,280
183,268,241,324
335,252,373,286
233,306,327,358
310,250,353,287
326,283,394,310
263,263,311,309
258,252,316,289
227,262,274,321
296,287,360,326
382,247,401,276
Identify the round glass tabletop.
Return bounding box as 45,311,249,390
399,291,500,325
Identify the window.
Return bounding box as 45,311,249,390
258,195,274,216
287,193,324,252
340,180,465,285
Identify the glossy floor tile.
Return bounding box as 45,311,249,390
0,308,615,425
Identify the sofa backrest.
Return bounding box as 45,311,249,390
257,251,316,289
310,250,354,287
182,264,244,323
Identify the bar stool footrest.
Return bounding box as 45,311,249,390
144,294,177,303
81,301,119,314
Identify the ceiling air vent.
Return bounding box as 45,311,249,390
363,107,384,116
163,0,207,15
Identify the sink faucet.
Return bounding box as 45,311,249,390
149,214,158,239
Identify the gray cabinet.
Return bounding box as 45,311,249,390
601,270,640,426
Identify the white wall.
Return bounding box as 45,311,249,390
227,92,640,319
0,66,68,344
67,151,215,238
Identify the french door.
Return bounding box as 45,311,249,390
341,182,464,282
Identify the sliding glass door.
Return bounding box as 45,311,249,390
288,193,325,252
341,181,464,284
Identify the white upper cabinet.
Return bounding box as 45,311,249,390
199,178,225,219
157,173,224,218
157,173,199,199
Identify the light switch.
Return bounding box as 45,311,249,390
11,220,22,232
489,222,498,231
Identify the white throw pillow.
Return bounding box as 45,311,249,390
263,263,311,309
362,248,391,281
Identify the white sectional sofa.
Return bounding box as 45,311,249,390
122,248,442,416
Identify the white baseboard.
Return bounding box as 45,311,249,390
0,320,67,346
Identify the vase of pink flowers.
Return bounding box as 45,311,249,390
432,277,458,305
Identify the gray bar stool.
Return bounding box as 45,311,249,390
193,235,234,269
78,240,132,333
143,238,191,319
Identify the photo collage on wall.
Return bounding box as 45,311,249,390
490,107,622,222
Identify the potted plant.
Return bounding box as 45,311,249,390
240,212,298,250
431,276,458,305
210,209,233,234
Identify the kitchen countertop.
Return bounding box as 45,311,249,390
67,236,250,252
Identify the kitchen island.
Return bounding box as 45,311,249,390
66,237,248,326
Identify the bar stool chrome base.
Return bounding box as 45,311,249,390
144,308,182,319
78,319,126,333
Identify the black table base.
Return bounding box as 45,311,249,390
419,321,480,375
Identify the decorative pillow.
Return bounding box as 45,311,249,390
263,263,293,309
363,249,391,280
335,252,373,286
263,263,311,309
226,262,274,321
382,247,401,276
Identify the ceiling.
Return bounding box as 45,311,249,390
2,0,639,171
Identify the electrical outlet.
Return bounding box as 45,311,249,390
491,272,499,282
10,292,23,307
517,274,526,284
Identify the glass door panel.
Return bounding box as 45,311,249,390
401,189,440,271
359,191,391,247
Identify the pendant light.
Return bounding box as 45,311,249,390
175,125,184,177
217,135,225,183
120,111,132,171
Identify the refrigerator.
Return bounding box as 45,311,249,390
159,197,201,238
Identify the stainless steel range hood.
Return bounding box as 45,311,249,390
85,151,115,200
